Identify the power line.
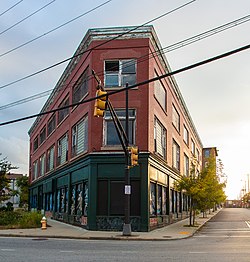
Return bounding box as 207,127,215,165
1,12,249,111
0,0,196,90
0,89,53,110
0,43,249,127
0,0,23,17
0,0,56,36
0,0,112,59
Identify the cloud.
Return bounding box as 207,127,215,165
0,136,29,174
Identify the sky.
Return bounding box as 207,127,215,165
0,0,249,200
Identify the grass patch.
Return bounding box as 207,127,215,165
0,211,42,229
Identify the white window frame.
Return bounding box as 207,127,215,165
104,59,136,87
104,109,136,146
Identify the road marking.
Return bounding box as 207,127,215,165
245,221,250,228
189,252,207,254
194,235,250,238
60,251,74,253
1,249,15,251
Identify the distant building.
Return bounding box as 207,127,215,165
28,25,205,231
1,173,23,208
202,147,218,170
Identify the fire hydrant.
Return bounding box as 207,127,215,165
41,216,47,230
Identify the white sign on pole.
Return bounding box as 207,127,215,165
125,185,131,195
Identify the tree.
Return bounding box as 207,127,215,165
16,175,29,209
198,156,226,213
0,154,18,205
174,163,203,226
175,156,226,226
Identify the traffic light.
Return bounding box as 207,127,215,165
94,89,107,117
130,146,139,166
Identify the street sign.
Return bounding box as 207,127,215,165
125,185,131,195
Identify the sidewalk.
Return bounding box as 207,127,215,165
0,209,220,241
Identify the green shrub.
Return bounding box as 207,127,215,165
18,211,42,228
0,211,42,229
0,211,20,226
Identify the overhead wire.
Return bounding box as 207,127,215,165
0,0,23,17
0,0,56,36
0,43,250,127
0,89,53,110
1,12,250,110
0,0,112,59
0,0,196,90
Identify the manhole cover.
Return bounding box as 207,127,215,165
32,238,48,241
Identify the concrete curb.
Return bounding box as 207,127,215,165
0,209,221,241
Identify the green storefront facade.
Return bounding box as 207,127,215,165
29,152,189,232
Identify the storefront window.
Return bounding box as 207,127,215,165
45,193,53,211
57,190,60,212
83,183,88,216
150,183,156,216
76,184,83,216
71,186,76,215
162,187,167,215
157,185,162,215
65,188,68,214
70,182,87,217
60,188,65,212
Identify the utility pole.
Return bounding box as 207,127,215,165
123,83,131,236
92,71,137,236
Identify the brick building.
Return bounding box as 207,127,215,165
29,25,203,231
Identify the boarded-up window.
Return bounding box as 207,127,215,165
172,104,180,132
72,116,88,157
154,117,166,159
97,180,108,216
110,181,124,215
33,160,38,180
172,139,180,170
57,134,68,166
154,72,166,110
40,153,45,177
47,145,55,172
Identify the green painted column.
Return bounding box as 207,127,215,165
87,162,98,230
140,154,150,232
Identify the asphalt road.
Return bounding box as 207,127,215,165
1,208,250,262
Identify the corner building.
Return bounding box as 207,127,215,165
29,26,203,232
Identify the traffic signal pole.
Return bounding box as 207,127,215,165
92,71,132,236
123,84,132,236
